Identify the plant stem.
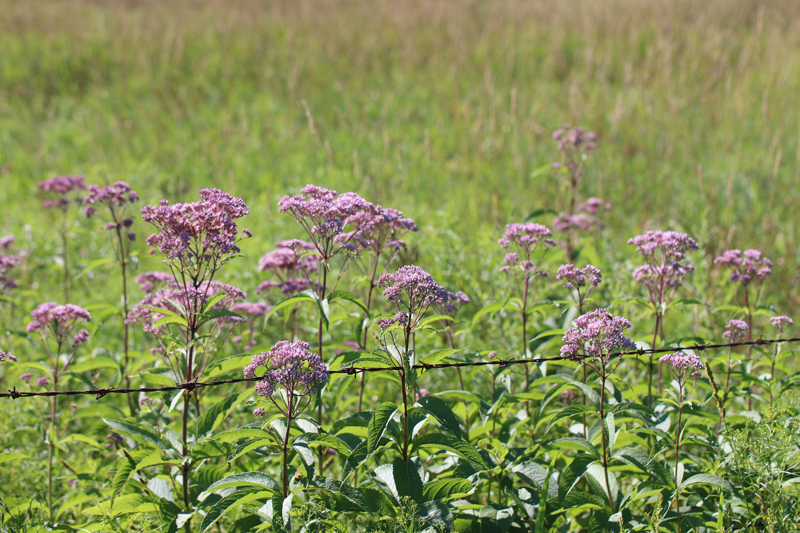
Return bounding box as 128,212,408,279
316,265,328,473
401,324,411,461
61,210,69,303
357,253,380,412
521,275,530,417
675,388,684,533
648,313,661,410
282,402,294,498
114,225,135,416
599,373,615,514
181,328,196,533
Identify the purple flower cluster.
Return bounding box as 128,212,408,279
379,265,447,314
244,340,329,399
628,231,698,308
552,125,597,153
714,249,772,286
556,264,602,290
0,351,16,364
771,315,793,332
257,240,319,296
278,185,378,260
498,223,555,274
434,290,471,317
134,271,173,293
141,188,250,261
560,309,637,361
659,351,705,371
0,243,19,292
723,319,749,341
659,351,705,386
27,303,92,347
0,236,15,250
38,176,86,209
341,206,418,255
83,181,139,240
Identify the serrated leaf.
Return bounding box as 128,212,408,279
392,457,424,504
367,402,398,454
199,472,279,499
680,473,733,492
196,392,241,438
416,396,464,439
423,478,473,501
103,419,164,448
112,454,137,501
546,404,596,432
200,488,267,532
414,433,488,468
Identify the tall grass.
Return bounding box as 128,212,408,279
0,0,799,305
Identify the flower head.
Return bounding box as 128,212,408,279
83,182,139,233
628,231,698,308
723,319,749,342
498,223,555,275
771,315,793,335
714,249,773,286
278,185,377,259
27,303,91,349
37,376,48,387
560,309,637,362
141,188,249,261
38,176,86,209
659,351,704,371
20,373,32,383
135,271,173,293
0,351,16,363
244,340,329,401
378,265,447,320
434,290,470,317
556,263,602,290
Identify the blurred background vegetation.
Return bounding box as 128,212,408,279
0,0,799,307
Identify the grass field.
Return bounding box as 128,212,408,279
2,0,799,304
2,2,800,531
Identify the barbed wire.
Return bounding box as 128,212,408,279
3,336,798,400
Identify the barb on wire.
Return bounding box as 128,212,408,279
2,336,798,400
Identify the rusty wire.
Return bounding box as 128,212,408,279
3,336,797,400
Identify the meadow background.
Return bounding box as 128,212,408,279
2,0,800,531
1,0,799,304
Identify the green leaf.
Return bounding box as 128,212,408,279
112,453,137,501
78,257,115,279
103,419,164,448
263,293,318,325
470,301,507,330
0,452,28,464
585,464,618,509
414,433,489,468
535,456,558,533
392,457,424,504
200,488,267,532
545,437,600,457
198,308,243,326
68,355,119,374
423,478,473,501
416,396,464,439
199,472,280,499
367,402,398,454
604,411,616,453
546,404,596,432
417,348,461,366
680,474,733,492
153,315,189,329
196,392,241,438
328,289,369,316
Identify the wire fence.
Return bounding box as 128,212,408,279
4,336,798,400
